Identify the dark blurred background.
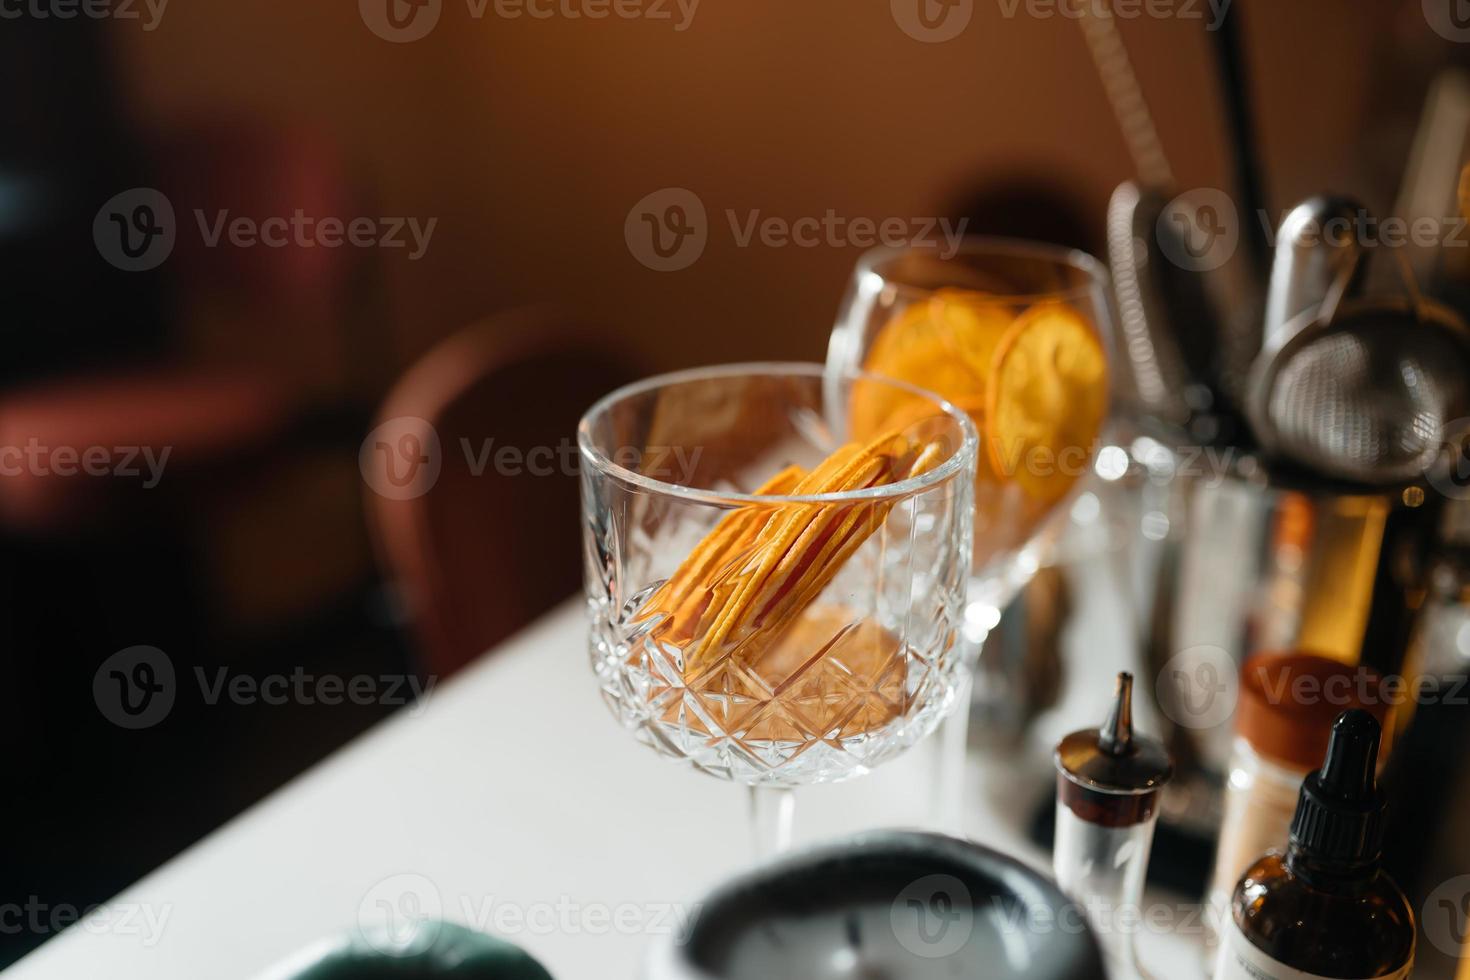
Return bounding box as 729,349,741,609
0,0,1456,967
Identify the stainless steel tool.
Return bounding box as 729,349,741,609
1392,70,1470,294
1260,196,1367,353
1248,200,1470,486
1107,182,1195,429
1085,3,1258,445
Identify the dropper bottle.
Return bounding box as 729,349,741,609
1215,709,1415,979
1054,672,1174,979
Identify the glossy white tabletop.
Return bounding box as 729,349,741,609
4,579,1204,979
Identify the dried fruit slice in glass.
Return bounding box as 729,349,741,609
697,438,900,664
681,430,946,675
851,288,1008,443
985,301,1108,505
930,288,1012,382
640,465,805,646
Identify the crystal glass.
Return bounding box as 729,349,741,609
827,240,1114,816
579,364,977,852
829,239,1114,621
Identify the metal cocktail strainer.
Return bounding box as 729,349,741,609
1248,198,1470,486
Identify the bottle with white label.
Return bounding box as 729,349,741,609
1216,710,1415,980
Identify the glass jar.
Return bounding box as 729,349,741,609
1205,736,1310,942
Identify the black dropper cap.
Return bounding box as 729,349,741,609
1287,709,1387,872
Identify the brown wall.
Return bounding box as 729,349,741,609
113,0,1403,381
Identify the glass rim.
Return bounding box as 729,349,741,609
853,235,1110,305
577,361,979,506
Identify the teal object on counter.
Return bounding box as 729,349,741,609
262,921,553,980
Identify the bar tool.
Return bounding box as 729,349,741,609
1260,196,1366,351
1392,70,1470,294
1086,2,1265,440
1107,182,1220,436
1208,4,1269,287
1054,672,1174,979
1204,1,1271,411
1085,8,1236,442
1247,200,1470,487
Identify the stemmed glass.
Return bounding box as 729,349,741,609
579,364,977,854
827,240,1115,811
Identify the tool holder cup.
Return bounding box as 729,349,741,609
1137,450,1442,841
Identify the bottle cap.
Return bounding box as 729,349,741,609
1056,673,1173,797
1288,709,1387,871
1237,652,1391,772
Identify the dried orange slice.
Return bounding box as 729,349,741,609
984,301,1107,505
851,289,1013,439
930,288,1012,381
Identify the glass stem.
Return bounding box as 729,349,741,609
930,671,973,834
749,784,796,858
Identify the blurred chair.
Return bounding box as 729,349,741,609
155,119,390,399
0,368,291,532
366,307,640,678
0,119,376,536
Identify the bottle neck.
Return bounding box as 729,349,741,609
1283,841,1379,893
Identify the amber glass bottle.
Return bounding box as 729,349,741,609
1216,710,1415,979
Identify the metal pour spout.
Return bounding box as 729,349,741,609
1099,672,1135,757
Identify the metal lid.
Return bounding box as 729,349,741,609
1055,673,1174,796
